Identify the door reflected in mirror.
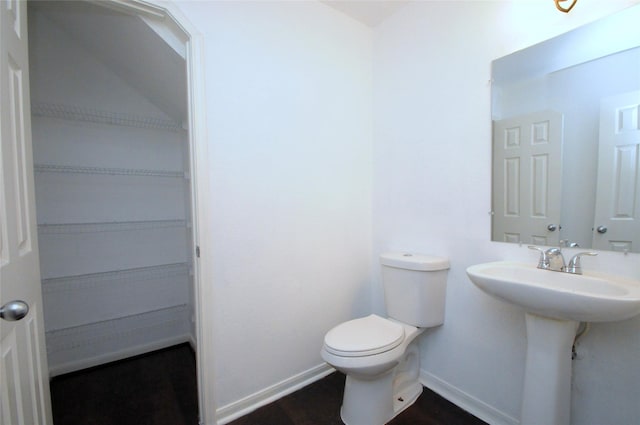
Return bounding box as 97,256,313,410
491,6,640,253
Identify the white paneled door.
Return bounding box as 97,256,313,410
1,1,53,424
492,111,563,246
593,91,640,252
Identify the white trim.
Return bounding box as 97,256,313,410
87,0,166,18
100,2,215,424
183,24,216,425
420,369,520,425
216,364,335,425
188,333,198,351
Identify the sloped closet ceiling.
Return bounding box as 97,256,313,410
30,1,187,123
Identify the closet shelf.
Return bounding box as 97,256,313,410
31,102,185,133
38,219,187,234
45,304,189,350
34,163,186,178
41,262,190,293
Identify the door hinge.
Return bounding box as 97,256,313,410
195,245,200,258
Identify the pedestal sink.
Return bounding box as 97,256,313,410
466,261,640,425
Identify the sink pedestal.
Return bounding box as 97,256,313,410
521,313,579,425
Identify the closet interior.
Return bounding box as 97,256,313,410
28,1,196,376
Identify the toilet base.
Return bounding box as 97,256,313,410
339,342,422,425
340,375,423,425
341,371,394,425
392,380,422,418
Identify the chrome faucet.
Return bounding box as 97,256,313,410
528,246,597,274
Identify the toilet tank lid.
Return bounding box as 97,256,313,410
380,252,450,271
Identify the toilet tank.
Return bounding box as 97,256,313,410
380,252,450,327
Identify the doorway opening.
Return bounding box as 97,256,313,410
27,1,202,422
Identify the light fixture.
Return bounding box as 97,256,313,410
555,0,578,13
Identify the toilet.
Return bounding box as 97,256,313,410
321,252,449,425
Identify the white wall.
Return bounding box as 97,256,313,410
174,0,373,414
373,1,640,424
140,0,640,423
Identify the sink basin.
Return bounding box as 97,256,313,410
466,261,640,322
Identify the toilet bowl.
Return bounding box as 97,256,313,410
321,252,449,425
321,314,424,425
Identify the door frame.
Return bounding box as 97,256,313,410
53,1,215,423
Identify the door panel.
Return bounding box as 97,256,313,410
1,1,53,423
493,110,564,246
593,91,640,252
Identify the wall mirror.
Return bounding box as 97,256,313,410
491,6,640,253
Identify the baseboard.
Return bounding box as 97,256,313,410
188,333,197,351
216,363,335,425
48,334,191,377
420,369,519,425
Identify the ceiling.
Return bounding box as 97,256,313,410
320,0,411,27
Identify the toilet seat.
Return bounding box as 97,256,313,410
323,314,405,357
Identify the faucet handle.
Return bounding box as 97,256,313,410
529,246,566,271
528,246,549,268
566,252,598,275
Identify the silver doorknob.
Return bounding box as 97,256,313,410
547,224,558,232
0,300,29,321
596,226,607,234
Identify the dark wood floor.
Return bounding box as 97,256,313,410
50,344,486,425
229,372,486,425
50,344,198,425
